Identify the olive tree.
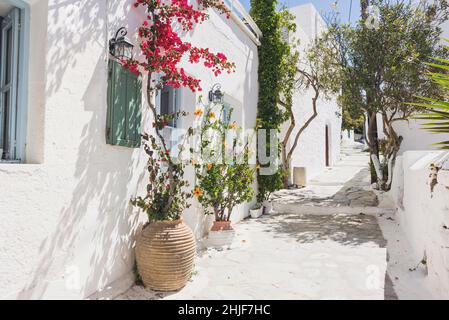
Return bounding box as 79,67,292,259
313,0,449,190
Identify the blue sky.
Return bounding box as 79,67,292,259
240,0,361,24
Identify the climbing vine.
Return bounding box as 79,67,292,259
250,0,298,200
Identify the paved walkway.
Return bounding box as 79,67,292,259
119,213,388,300
118,145,395,300
272,146,382,214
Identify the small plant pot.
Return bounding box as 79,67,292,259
263,200,274,215
135,220,196,292
249,207,263,218
206,221,235,248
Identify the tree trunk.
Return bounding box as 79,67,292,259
282,152,292,188
361,0,369,18
281,76,319,188
381,113,403,191
361,1,381,185
367,110,380,184
281,115,295,188
213,205,220,221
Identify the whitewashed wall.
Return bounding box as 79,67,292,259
389,150,449,299
0,0,259,299
286,4,342,181
376,115,449,155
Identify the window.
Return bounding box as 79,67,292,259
222,101,231,123
157,84,180,128
155,82,182,152
0,7,22,161
106,60,142,148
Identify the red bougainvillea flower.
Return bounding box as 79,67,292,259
123,0,235,92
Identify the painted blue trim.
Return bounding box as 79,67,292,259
3,0,30,162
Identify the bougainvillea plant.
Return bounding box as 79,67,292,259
128,0,235,221
132,124,193,222
193,100,255,222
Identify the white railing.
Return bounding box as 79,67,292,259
223,0,262,45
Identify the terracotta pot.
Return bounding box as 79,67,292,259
211,220,233,231
207,220,235,248
135,220,196,291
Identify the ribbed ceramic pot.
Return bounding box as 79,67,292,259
135,220,196,291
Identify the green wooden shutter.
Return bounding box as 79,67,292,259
126,71,142,147
106,60,142,148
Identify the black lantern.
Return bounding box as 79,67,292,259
208,83,224,103
109,27,134,60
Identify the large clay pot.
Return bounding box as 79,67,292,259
135,220,196,291
207,220,235,248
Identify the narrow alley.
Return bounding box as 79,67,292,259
118,146,397,300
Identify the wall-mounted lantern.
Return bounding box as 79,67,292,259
208,83,224,104
109,27,134,60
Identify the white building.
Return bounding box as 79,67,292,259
384,1,449,298
0,0,262,299
0,0,342,299
286,4,342,181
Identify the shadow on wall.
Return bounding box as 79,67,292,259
18,0,147,299
19,58,146,300
45,0,141,95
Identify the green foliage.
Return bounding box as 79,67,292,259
278,7,300,117
319,0,449,116
251,0,298,198
312,0,449,188
252,202,263,210
410,43,449,149
256,169,285,202
250,0,285,129
342,109,364,131
194,102,255,221
131,112,193,222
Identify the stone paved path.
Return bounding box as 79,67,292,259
271,146,383,214
118,213,388,300
118,145,395,300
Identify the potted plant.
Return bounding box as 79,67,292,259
257,169,284,215
249,203,263,218
194,102,255,248
126,0,234,291
132,115,196,291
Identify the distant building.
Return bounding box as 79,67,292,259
286,4,342,180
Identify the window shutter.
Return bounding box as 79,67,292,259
223,102,231,123
106,60,142,148
126,71,142,147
